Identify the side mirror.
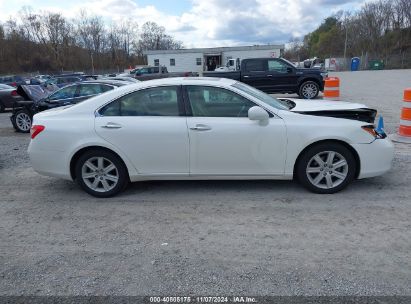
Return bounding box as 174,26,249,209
287,67,293,73
248,106,269,122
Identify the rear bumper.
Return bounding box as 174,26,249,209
28,142,72,180
352,138,394,179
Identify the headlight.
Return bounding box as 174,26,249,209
320,72,328,79
361,125,386,139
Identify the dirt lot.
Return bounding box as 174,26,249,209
0,70,410,296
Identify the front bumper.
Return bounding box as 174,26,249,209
352,138,394,179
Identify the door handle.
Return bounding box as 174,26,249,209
267,74,273,77
102,122,122,129
243,75,250,78
190,124,212,131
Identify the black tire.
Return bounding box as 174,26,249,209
296,142,356,194
75,149,129,198
0,101,5,113
13,109,32,133
298,81,320,99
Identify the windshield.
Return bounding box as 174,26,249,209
232,82,289,111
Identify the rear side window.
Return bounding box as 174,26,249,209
100,86,180,117
100,85,114,92
244,60,267,72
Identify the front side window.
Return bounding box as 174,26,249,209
268,60,289,73
135,68,149,75
186,86,256,117
49,85,78,101
100,86,180,117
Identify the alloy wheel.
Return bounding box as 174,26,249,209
301,83,318,99
306,151,349,189
16,112,32,132
81,157,119,193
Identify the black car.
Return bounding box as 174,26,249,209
0,84,24,112
11,80,130,132
204,58,327,99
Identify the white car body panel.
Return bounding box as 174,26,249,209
28,77,394,186
95,116,189,174
286,98,369,112
187,116,286,175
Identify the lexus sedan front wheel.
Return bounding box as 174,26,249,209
296,142,356,194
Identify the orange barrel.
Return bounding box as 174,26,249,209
399,88,411,137
323,77,340,100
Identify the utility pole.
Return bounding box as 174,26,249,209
343,20,348,70
91,52,95,74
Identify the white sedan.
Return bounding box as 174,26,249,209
28,78,394,197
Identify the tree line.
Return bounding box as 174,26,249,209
284,0,411,69
0,8,183,75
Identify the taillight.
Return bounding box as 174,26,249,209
11,82,17,87
30,125,45,139
11,90,18,97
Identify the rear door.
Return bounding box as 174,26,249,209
241,59,269,90
95,85,189,174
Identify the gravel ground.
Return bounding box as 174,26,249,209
0,70,411,296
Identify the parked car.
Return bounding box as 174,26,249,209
44,76,83,88
204,58,328,99
0,84,23,112
11,79,129,132
129,66,196,81
0,75,26,87
28,77,393,198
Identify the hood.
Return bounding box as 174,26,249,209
16,84,58,102
283,98,368,112
295,68,324,73
279,98,377,123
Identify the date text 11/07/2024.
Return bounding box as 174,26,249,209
149,296,257,303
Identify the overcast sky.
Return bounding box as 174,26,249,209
0,0,372,48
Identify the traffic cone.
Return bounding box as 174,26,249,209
391,88,411,143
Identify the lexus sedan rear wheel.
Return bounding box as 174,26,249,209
75,149,129,198
296,142,356,194
298,81,320,99
13,110,32,133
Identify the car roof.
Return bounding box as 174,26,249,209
80,80,131,86
134,77,237,87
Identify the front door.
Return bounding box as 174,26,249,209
184,85,287,176
95,86,189,174
264,59,298,92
